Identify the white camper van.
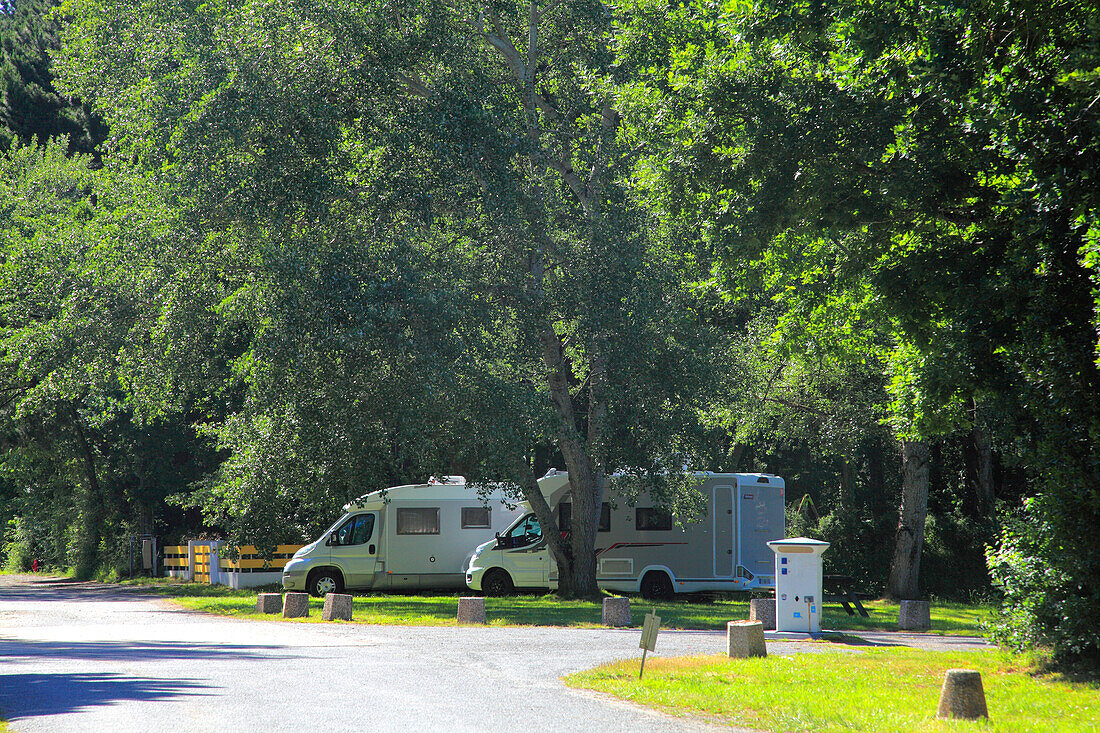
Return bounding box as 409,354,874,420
281,476,525,596
466,471,785,597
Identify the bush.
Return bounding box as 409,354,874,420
4,517,34,572
988,494,1100,670
786,501,996,600
920,510,997,600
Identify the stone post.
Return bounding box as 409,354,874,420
322,593,354,621
749,598,776,630
457,597,487,625
936,669,988,720
898,600,931,631
727,621,767,658
602,597,631,627
282,592,310,618
256,593,282,614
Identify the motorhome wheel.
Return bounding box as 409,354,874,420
640,571,674,600
481,569,514,596
308,569,344,597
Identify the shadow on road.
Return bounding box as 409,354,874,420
0,636,293,663
0,672,212,720
0,576,155,604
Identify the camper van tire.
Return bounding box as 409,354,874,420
308,568,344,598
481,568,514,597
640,570,675,600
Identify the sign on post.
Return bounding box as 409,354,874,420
638,610,661,679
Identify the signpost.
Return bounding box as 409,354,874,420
638,609,661,679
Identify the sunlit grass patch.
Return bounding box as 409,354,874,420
117,577,992,633
565,648,1100,732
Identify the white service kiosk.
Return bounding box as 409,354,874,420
767,537,830,633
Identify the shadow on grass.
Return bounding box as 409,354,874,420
127,579,990,634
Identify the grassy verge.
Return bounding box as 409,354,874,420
118,577,992,633
565,648,1100,732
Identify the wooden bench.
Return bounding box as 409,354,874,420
824,575,870,618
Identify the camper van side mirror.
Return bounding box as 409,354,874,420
326,532,337,546
495,532,503,549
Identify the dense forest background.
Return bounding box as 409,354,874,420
1,0,1097,667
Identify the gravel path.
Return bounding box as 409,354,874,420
0,575,991,732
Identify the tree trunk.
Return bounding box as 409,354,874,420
482,0,611,599
868,441,888,520
513,456,575,595
972,421,995,515
839,456,855,509
886,439,930,600
538,328,604,598
730,442,746,471
70,407,104,579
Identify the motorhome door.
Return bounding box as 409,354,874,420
501,514,548,586
713,484,735,577
329,512,381,587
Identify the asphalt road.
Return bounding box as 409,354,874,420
0,575,991,732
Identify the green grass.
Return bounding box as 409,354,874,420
565,648,1100,732
119,577,992,633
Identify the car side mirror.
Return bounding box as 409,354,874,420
326,532,337,546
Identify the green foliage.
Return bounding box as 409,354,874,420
989,489,1100,668
0,0,104,154
3,517,33,570
49,0,727,593
617,0,1100,663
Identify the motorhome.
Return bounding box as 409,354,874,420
281,476,526,596
465,471,785,598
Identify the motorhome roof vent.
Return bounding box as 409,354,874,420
757,476,770,483
542,468,567,478
428,475,465,485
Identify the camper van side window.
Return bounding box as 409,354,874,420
636,507,672,531
557,502,611,532
396,507,440,535
461,507,491,528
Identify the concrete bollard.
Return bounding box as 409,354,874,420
322,593,353,621
256,593,282,614
457,596,487,625
937,669,989,720
602,597,631,627
727,620,767,658
749,598,776,630
282,592,310,619
898,600,932,631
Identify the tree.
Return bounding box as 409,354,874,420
57,0,720,592
0,141,215,574
617,0,1100,657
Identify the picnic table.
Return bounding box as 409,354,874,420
823,575,870,617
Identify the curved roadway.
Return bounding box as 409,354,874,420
0,575,990,732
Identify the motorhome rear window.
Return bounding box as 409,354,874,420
636,507,673,531
557,502,611,533
396,507,440,535
461,507,491,528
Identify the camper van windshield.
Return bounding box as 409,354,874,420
504,514,542,546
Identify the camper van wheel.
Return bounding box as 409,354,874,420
481,569,514,597
308,569,343,598
640,571,674,600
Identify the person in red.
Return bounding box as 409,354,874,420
31,559,39,572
